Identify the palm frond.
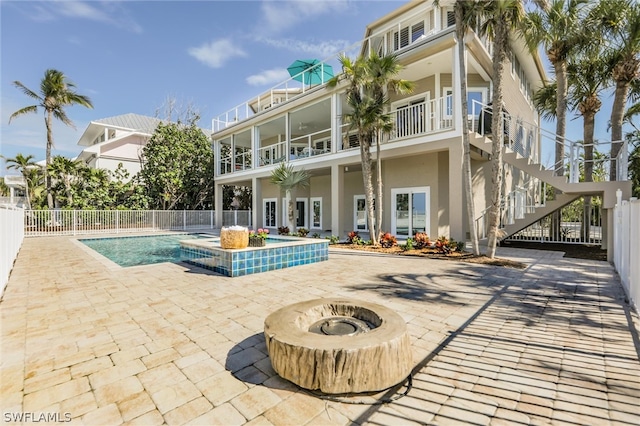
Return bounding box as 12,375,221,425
9,105,38,123
12,81,43,102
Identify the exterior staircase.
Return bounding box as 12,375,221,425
469,131,631,241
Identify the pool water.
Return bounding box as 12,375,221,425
80,234,209,267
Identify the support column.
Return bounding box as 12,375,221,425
252,177,262,229
332,93,342,153
448,144,465,241
452,47,464,132
331,164,344,238
214,182,224,229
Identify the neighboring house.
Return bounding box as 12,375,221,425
76,113,163,176
210,0,631,250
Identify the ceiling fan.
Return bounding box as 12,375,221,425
298,122,308,130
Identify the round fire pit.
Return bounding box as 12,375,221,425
264,298,412,394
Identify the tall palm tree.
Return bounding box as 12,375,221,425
592,0,640,181
4,153,39,207
270,162,309,233
480,0,525,258
521,0,589,178
453,0,483,256
9,69,93,208
328,52,412,245
365,52,413,240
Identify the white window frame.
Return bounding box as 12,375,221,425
354,195,369,232
263,198,277,228
466,87,489,119
391,186,430,237
443,87,454,118
295,197,308,229
393,19,426,51
310,197,322,230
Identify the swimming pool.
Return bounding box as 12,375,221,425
79,233,210,267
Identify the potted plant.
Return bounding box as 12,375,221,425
249,228,269,247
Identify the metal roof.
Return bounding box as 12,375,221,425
93,113,164,134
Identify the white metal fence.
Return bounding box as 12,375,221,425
24,210,216,237
613,196,640,313
1,206,25,297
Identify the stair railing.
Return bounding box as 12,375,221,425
470,100,629,184
475,177,547,240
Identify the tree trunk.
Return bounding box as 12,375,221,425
360,135,377,245
554,60,568,178
486,20,508,259
581,109,597,242
45,112,54,209
286,189,295,233
456,9,480,256
375,130,383,240
610,78,630,181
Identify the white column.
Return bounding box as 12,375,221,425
331,164,344,238
285,113,291,160
252,177,262,229
214,182,224,229
452,47,464,133
332,93,342,153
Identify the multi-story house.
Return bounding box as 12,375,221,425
210,0,630,253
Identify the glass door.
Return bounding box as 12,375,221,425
354,196,368,232
392,187,429,237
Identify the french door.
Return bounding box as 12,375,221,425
391,187,429,237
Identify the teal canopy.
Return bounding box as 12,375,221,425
287,59,334,85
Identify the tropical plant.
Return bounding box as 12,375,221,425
328,52,413,245
9,69,93,208
347,231,363,245
270,162,309,233
435,0,482,255
3,153,40,207
379,232,398,248
278,226,290,235
413,232,431,249
0,178,8,197
591,0,640,180
480,0,525,258
49,155,83,207
297,228,309,237
522,0,590,177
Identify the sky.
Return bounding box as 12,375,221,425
0,0,628,176
0,0,403,173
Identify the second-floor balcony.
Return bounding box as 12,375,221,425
216,94,458,177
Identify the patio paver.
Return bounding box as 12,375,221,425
1,235,639,425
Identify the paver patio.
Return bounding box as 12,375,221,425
1,235,639,425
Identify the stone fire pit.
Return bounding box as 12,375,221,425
264,298,412,394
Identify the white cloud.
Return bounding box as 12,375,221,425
188,39,247,69
261,0,350,33
246,69,290,86
19,1,142,33
260,37,352,58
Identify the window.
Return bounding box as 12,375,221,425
392,187,430,237
263,199,277,228
446,10,455,27
444,88,454,117
296,198,308,228
394,20,426,51
311,197,322,229
354,195,375,232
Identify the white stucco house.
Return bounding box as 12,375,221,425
210,0,631,252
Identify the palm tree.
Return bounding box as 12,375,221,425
270,162,310,233
49,155,83,207
9,69,93,208
480,0,525,258
521,0,589,178
592,0,640,181
453,0,483,256
328,52,412,245
4,153,39,207
365,52,414,240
